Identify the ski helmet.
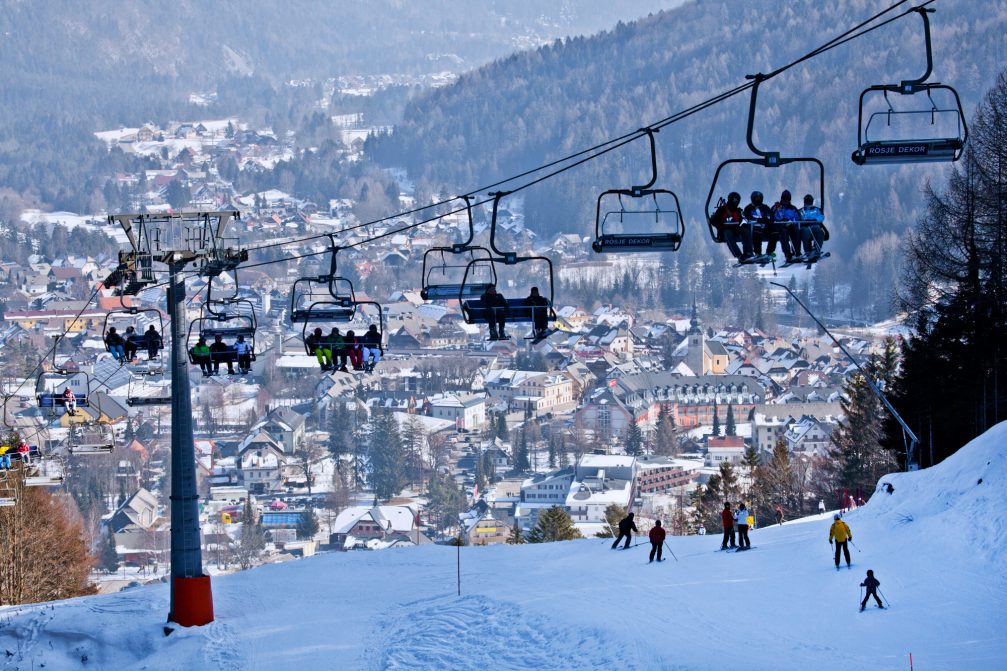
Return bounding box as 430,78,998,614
781,189,792,201
833,514,841,520
727,191,741,205
803,193,814,204
750,190,763,204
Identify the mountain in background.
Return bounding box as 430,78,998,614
369,0,1007,319
0,0,683,214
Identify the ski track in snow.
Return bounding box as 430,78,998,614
369,593,660,671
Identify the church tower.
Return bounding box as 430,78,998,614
685,301,706,375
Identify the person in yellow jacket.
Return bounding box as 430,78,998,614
829,514,853,570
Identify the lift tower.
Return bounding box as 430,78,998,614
107,211,246,628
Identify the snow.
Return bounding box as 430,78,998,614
2,423,1007,669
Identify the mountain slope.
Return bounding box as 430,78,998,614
370,0,1007,315
2,422,1005,670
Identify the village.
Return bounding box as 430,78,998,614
0,108,878,592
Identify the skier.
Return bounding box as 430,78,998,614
720,502,737,550
735,502,751,550
860,569,884,611
525,287,551,340
818,499,826,514
17,441,31,465
648,520,666,563
774,503,784,526
479,284,509,340
611,512,637,550
829,514,853,569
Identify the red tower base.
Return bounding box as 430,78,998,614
171,575,214,627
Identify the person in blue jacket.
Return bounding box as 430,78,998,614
797,193,827,261
771,190,800,265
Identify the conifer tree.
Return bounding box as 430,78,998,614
711,401,721,436
513,425,531,472
99,529,119,574
623,420,644,456
507,520,524,544
725,403,736,436
718,462,740,503
595,503,628,537
652,404,678,456
527,506,582,543
235,498,266,570
297,506,320,540
369,411,404,500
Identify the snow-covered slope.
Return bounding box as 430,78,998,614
3,423,1007,671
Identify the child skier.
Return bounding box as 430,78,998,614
860,570,884,611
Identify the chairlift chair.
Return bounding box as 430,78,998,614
459,192,557,335
102,294,166,366
187,276,258,370
592,128,685,254
23,452,66,487
420,195,499,300
125,373,171,407
67,423,115,455
288,237,386,357
704,74,826,265
852,7,967,165
0,470,15,506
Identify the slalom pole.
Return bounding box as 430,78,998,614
878,587,891,607
663,541,679,562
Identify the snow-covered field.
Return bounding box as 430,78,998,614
2,423,1006,670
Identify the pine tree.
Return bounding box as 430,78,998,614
99,530,119,574
513,425,531,472
725,403,736,436
297,506,320,540
711,401,721,436
495,413,509,441
652,404,678,456
623,420,644,456
369,412,404,500
595,503,628,537
527,506,583,543
235,498,266,570
507,520,525,544
719,462,740,503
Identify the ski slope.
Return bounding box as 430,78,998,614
2,423,1006,671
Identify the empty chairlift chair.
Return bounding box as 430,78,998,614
420,195,499,301
592,128,685,254
851,7,967,165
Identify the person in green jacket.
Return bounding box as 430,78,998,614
829,514,853,569
190,337,212,376
326,328,348,372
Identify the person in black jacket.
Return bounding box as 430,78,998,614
860,569,884,611
611,512,638,550
480,284,509,340
744,191,776,258
525,286,551,339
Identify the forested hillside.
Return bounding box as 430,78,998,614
370,0,1007,319
0,0,682,214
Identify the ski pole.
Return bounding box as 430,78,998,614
850,539,862,553
878,587,891,607
859,585,863,608
663,541,678,562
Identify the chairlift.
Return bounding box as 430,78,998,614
102,293,166,366
125,372,171,407
187,275,258,373
67,423,115,456
852,7,967,165
289,237,385,358
23,451,66,487
459,191,557,340
420,196,499,300
704,74,827,267
0,470,14,506
36,338,91,413
592,128,685,253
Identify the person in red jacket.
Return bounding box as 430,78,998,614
649,520,667,563
720,502,736,550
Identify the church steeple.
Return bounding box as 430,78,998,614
685,300,706,375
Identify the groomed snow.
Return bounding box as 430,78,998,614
2,423,1006,670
